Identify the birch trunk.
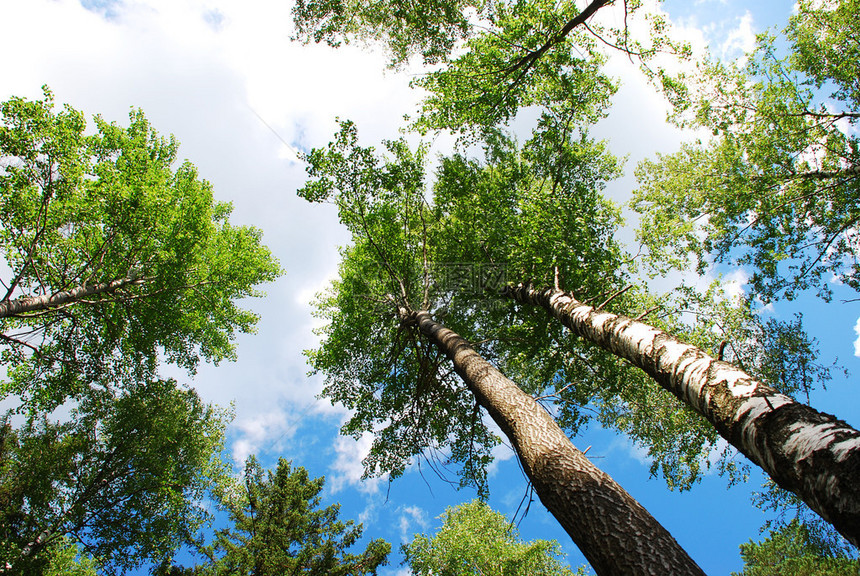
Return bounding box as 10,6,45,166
506,284,860,548
0,274,144,318
407,309,706,576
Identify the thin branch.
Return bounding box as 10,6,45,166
358,202,410,309
595,284,633,311
633,305,661,322
581,21,646,59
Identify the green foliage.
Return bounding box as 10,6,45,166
733,520,859,576
293,0,688,138
0,534,100,576
42,538,99,576
300,117,742,495
291,0,486,67
200,456,390,575
0,88,282,412
403,500,584,576
410,0,617,136
296,0,843,532
299,119,499,492
751,480,857,560
430,120,757,492
0,379,230,575
633,1,860,302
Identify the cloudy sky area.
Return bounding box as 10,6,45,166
2,0,858,574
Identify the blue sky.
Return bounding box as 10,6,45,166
1,0,857,574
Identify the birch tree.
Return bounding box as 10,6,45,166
293,0,860,556
299,121,705,575
0,89,281,412
423,118,860,545
504,283,860,548
302,117,860,554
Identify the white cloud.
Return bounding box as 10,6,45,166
397,505,429,543
719,11,758,61
230,408,305,465
853,317,860,357
608,435,651,466
328,432,388,495
721,268,750,304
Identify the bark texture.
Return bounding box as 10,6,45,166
506,284,860,548
0,274,144,318
407,309,706,576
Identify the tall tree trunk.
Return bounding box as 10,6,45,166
405,309,706,576
505,284,860,548
0,273,144,318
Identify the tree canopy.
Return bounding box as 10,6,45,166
0,89,282,574
293,0,686,137
296,0,860,566
299,118,711,493
733,520,860,576
633,0,860,302
0,88,282,413
4,1,860,574
403,500,584,576
0,379,229,575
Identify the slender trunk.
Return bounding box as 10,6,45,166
407,309,706,576
506,284,860,548
0,274,144,318
18,526,52,563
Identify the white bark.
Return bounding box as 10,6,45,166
0,274,144,318
506,284,860,548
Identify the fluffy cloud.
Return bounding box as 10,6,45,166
853,317,860,357
397,505,429,543
328,432,388,495
720,11,758,61
230,409,305,466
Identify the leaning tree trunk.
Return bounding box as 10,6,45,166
505,284,860,548
406,309,706,576
0,273,145,318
